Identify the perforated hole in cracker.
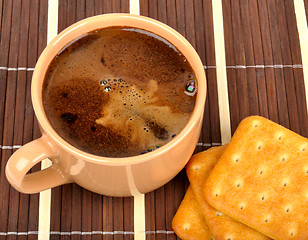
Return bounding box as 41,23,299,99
233,155,240,163
193,165,200,171
277,152,292,162
215,211,223,217
289,230,295,237
213,189,221,197
259,193,268,201
253,120,260,128
257,143,263,150
235,179,243,188
239,203,245,210
282,178,289,187
257,166,268,176
300,142,307,151
183,223,190,231
280,154,289,162
263,215,271,223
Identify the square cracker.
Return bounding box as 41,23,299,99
172,186,212,240
204,116,308,240
187,146,271,240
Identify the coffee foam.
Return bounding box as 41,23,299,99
96,78,190,149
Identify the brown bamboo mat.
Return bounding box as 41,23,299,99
0,0,307,239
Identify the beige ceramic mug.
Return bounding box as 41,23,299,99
6,14,206,197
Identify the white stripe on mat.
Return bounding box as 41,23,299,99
0,145,22,149
294,0,308,113
128,1,145,240
0,230,175,236
212,0,231,145
197,142,222,147
204,64,303,69
38,1,58,240
0,67,34,71
0,231,39,236
0,64,303,72
2,143,221,150
50,231,135,235
130,0,140,15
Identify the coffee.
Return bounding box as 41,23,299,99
43,26,197,157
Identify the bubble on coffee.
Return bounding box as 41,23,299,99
43,27,197,157
184,79,197,96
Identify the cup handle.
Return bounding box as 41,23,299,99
5,135,73,193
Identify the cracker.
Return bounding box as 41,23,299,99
172,186,212,240
204,116,308,240
187,146,271,240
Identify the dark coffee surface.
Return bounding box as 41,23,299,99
43,27,197,157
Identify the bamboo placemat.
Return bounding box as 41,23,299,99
0,0,307,239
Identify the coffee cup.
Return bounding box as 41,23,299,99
6,14,206,197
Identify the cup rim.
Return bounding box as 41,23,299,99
32,13,207,166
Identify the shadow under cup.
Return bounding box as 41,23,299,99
6,14,206,197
